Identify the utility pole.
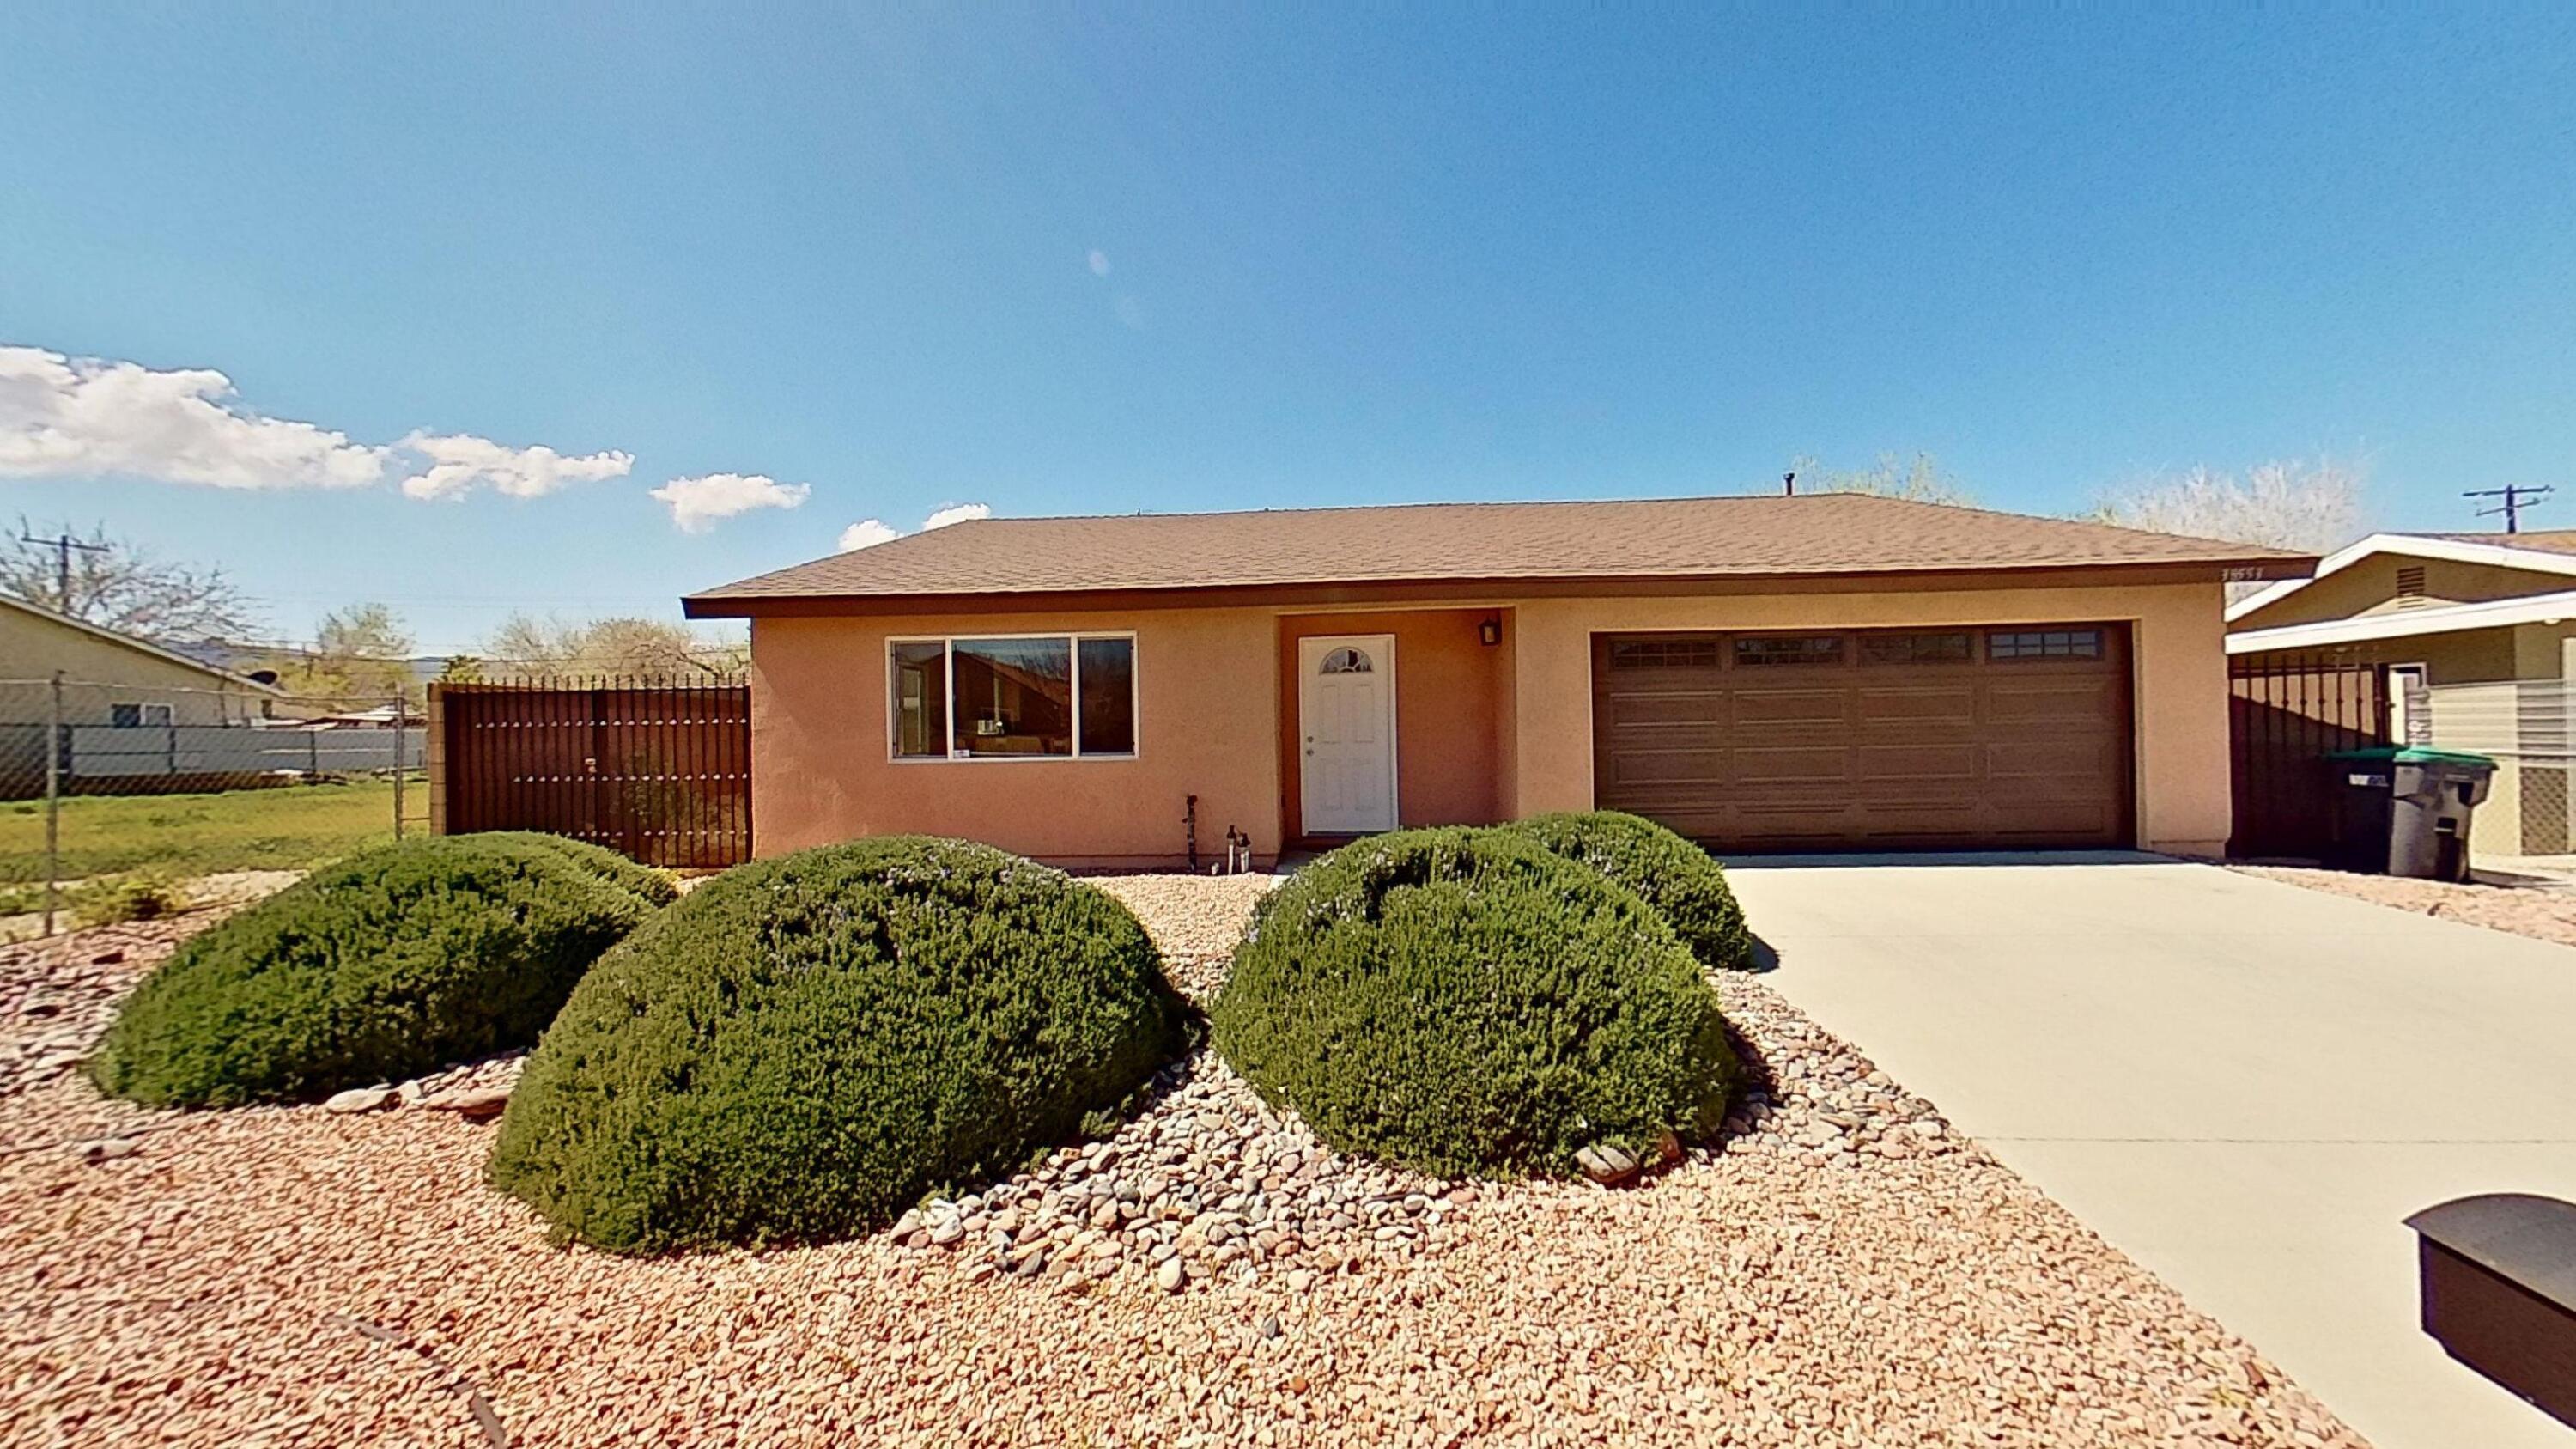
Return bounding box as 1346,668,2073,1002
2464,484,2555,533
15,529,112,615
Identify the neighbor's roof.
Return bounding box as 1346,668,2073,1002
688,493,2311,614
2229,587,2576,655
2421,529,2576,557
2227,529,2576,625
0,594,283,692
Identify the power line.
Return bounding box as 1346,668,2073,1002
2464,484,2555,533
15,529,112,613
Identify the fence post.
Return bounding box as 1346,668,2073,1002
392,694,407,840
42,671,62,938
424,683,447,836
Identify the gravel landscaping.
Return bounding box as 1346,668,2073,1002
2234,862,2576,952
3,869,2368,1446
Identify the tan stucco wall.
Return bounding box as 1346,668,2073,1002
1503,582,2234,855
0,607,261,724
2236,555,2576,630
750,608,1282,868
1274,608,1504,837
750,580,2239,864
2231,623,2576,687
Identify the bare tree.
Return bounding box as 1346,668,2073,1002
2087,456,2368,553
482,612,748,679
1789,452,1975,506
259,603,418,706
1,516,260,643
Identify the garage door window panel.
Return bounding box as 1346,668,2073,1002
1734,636,1844,667
1611,638,1722,670
1860,632,1973,666
1990,629,2103,660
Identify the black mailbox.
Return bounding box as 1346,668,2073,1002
2405,1193,2576,1428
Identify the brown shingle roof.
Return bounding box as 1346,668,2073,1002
686,492,2312,613
2416,529,2576,557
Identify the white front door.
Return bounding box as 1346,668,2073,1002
1298,633,1398,835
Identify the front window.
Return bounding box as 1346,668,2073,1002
1077,637,1136,754
889,635,1137,759
111,703,175,728
890,642,946,757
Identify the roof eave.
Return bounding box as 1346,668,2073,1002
684,554,2315,620
2227,588,2576,654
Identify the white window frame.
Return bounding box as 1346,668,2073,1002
2388,661,2429,746
114,701,175,728
885,632,1139,763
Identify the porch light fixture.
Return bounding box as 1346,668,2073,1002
1479,617,1502,647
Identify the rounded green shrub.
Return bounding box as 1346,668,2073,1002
1210,827,1736,1178
487,836,1192,1255
89,836,662,1108
1504,811,1752,970
463,831,678,907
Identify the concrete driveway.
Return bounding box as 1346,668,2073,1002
1725,855,2576,1449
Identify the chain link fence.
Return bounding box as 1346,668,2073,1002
1,677,424,939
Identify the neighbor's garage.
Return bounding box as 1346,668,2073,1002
1590,625,2134,850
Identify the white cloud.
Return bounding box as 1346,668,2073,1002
0,344,389,488
837,518,901,551
0,344,641,508
651,472,812,533
1087,249,1111,277
921,501,992,530
836,502,992,551
397,430,634,501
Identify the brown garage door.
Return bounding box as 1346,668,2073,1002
1591,625,2134,850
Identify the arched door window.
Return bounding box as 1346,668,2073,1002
1319,647,1374,674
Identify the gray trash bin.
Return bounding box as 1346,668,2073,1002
2324,746,2496,880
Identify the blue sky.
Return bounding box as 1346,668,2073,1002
3,5,2572,653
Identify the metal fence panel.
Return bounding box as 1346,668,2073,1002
2228,657,2390,860
434,680,750,868
64,723,425,778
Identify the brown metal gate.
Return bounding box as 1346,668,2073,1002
431,681,751,868
2228,657,2387,860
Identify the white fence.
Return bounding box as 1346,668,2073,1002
63,723,426,779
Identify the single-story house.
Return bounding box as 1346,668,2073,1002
683,493,2312,868
0,594,283,798
2227,529,2576,691
2228,529,2576,856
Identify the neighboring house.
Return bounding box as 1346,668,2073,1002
176,641,451,691
683,493,2310,868
0,594,284,797
2228,529,2576,857
2227,528,2576,679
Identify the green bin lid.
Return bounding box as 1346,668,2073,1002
2324,745,2496,769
